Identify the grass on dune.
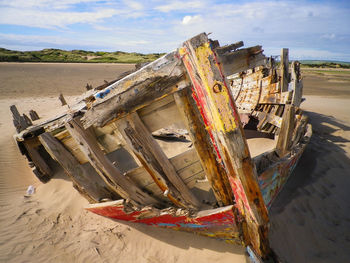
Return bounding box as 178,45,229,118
0,48,165,63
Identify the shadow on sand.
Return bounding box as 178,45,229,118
269,111,350,262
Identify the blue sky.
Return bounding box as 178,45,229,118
0,0,349,61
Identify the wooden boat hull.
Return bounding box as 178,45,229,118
259,124,312,208
11,32,312,261
86,201,241,243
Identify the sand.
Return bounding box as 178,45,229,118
0,63,349,262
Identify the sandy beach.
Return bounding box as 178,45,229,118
0,63,349,262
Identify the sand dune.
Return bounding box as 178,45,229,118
1,63,349,262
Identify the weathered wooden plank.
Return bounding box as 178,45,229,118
291,114,308,148
116,118,185,208
280,48,289,92
276,104,295,156
54,129,89,164
174,89,234,206
291,61,303,107
81,52,190,129
252,110,283,129
10,105,21,122
215,45,266,76
59,93,67,106
29,110,40,121
138,95,184,133
179,33,270,258
10,105,30,132
39,132,116,203
126,148,202,186
214,41,244,55
169,148,199,170
86,201,241,243
125,152,204,199
117,112,201,209
65,117,161,208
23,138,52,177
259,90,292,104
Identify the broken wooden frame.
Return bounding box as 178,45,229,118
12,33,311,260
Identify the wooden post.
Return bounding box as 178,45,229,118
276,104,295,157
29,110,40,121
65,117,161,208
179,33,270,258
59,93,67,106
291,61,303,107
10,105,30,132
116,112,201,209
39,132,117,203
23,138,52,178
280,48,289,92
85,83,93,91
174,89,235,206
23,114,32,126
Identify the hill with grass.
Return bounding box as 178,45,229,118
300,60,350,69
0,48,165,63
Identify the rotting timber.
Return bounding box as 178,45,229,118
11,33,312,261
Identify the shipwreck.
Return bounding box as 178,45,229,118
11,33,311,261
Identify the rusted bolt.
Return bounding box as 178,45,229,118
213,83,222,93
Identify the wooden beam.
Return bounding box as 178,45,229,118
252,110,283,129
81,51,190,129
291,61,303,107
179,33,270,258
59,93,67,106
214,41,244,55
280,48,289,92
10,105,30,132
276,104,295,157
174,89,235,206
116,112,201,209
39,132,117,203
215,45,266,76
29,110,40,121
23,138,52,177
65,117,161,208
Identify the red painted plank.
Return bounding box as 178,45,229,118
86,201,241,242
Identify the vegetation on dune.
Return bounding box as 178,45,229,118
300,60,350,69
0,48,165,63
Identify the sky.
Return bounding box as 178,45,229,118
0,0,349,61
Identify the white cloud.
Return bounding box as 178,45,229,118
0,8,117,28
0,0,349,60
182,15,201,25
322,33,336,40
155,1,204,12
0,0,102,10
124,0,143,11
